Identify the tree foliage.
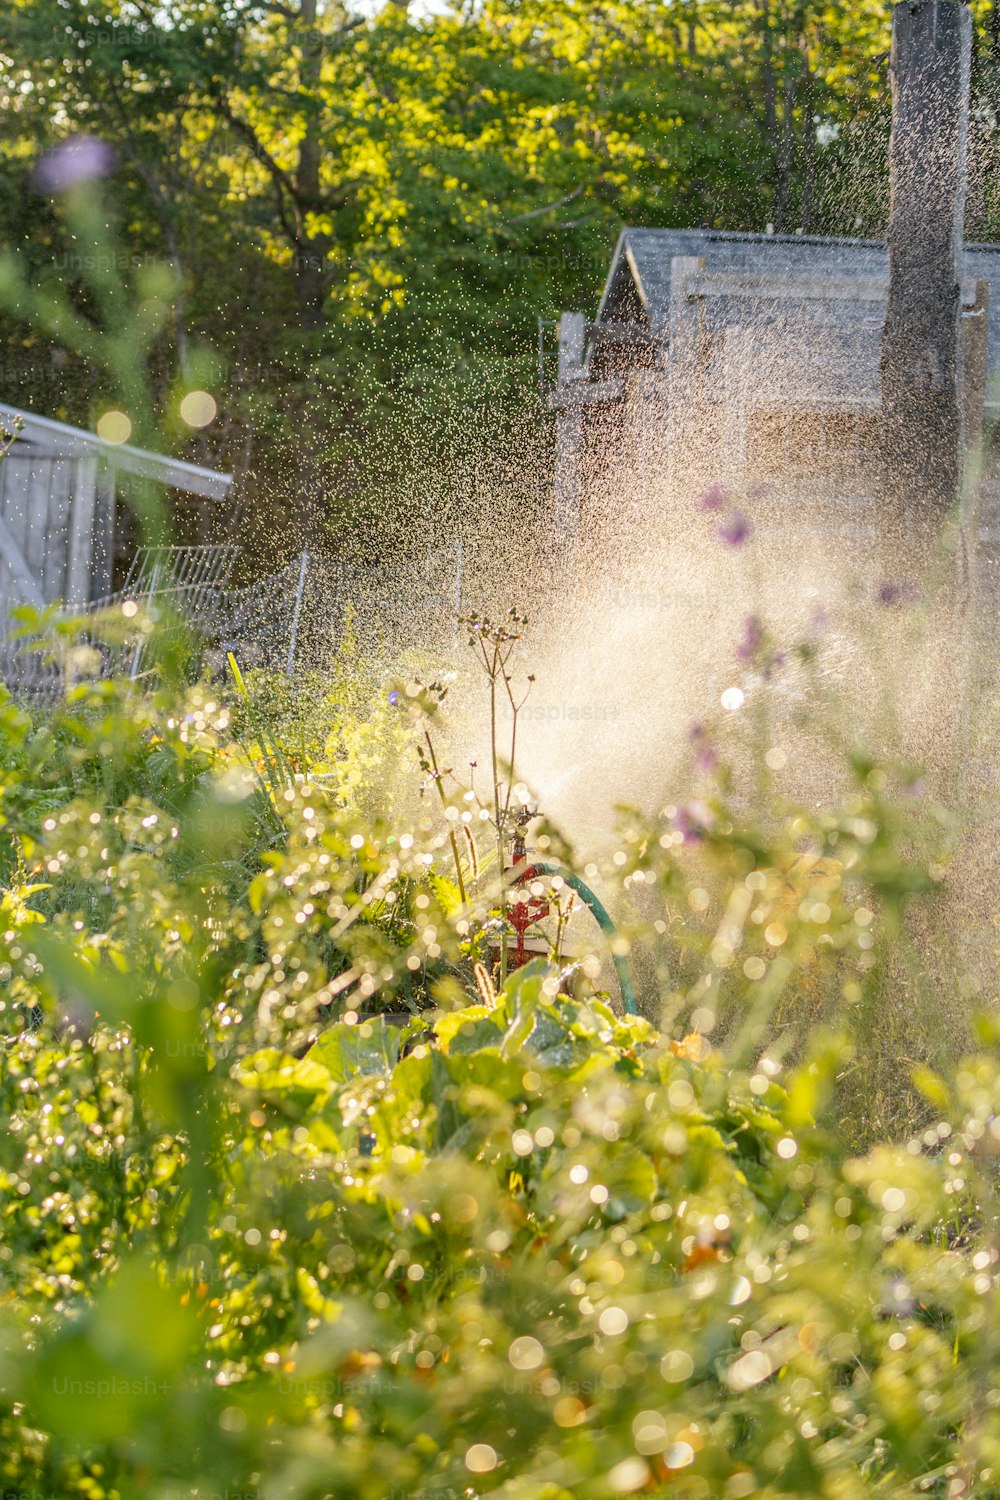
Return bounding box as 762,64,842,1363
0,0,935,541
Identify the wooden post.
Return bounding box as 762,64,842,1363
90,465,117,602
665,257,709,503
880,0,972,548
42,459,73,602
552,312,586,539
953,277,990,795
66,452,97,607
957,277,989,615
722,326,752,493
960,277,990,464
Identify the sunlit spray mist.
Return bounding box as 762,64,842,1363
496,309,981,856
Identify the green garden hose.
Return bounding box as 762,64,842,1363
530,861,638,1016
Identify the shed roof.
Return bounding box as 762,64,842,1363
0,405,232,501
597,227,1000,383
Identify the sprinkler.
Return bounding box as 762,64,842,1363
501,808,638,1016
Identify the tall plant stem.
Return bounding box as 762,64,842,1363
423,728,468,906
490,662,509,986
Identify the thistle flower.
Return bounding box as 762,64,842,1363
689,722,717,774
876,580,918,608
736,614,763,662
698,483,729,512
674,803,710,845
717,512,753,548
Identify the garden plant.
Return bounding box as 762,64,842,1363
0,594,999,1499
1,44,1000,1499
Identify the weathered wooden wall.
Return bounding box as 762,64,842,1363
0,451,102,618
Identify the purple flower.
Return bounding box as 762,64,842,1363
762,649,786,682
688,723,716,774
717,511,753,548
388,689,401,707
876,580,918,608
674,804,709,846
698,483,729,513
36,136,115,193
736,614,763,663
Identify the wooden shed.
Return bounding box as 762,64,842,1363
547,227,1000,540
0,405,233,619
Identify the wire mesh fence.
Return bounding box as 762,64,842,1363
217,546,464,676
113,545,241,619
1,542,465,701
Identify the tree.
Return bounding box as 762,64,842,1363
0,0,992,556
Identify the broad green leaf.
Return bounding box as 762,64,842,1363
308,1015,401,1083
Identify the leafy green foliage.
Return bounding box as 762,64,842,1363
1,665,1000,1496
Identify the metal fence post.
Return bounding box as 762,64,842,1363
286,548,309,677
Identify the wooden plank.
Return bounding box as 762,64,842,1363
961,278,990,458
666,257,710,500
0,512,46,610
0,443,10,573
24,457,52,586
956,278,990,789
103,446,231,501
90,465,116,601
553,408,584,541
721,326,751,490
687,271,981,307
880,0,972,540
958,278,990,627
688,271,889,304
552,312,588,538
623,241,652,321
42,458,72,602
0,405,233,500
65,453,97,606
1,456,30,562
557,312,587,381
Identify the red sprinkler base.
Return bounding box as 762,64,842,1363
487,809,552,973
487,809,639,1013
506,861,551,969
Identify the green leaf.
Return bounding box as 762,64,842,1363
435,1004,503,1053
499,959,551,1059
307,1015,401,1082
911,1065,950,1112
